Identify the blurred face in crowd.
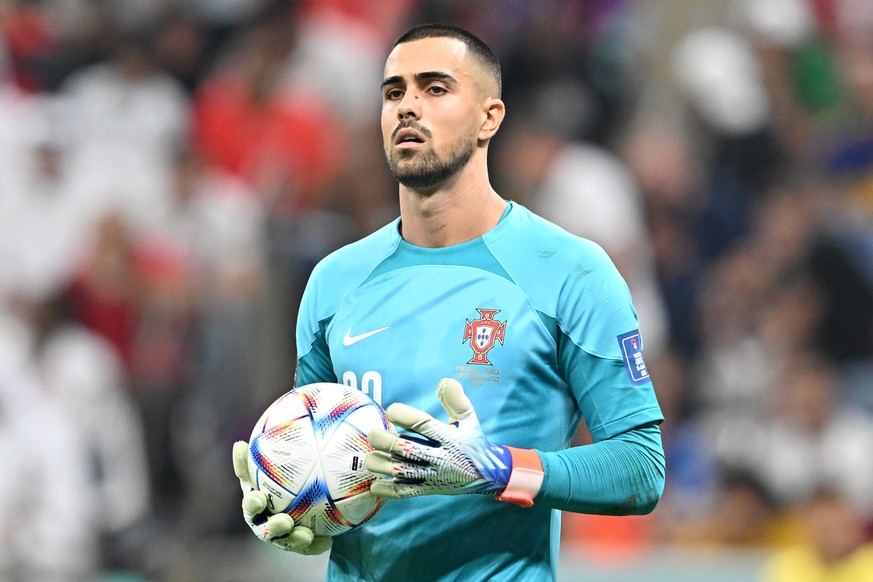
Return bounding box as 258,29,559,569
805,488,868,564
380,37,496,191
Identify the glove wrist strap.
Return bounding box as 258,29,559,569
497,447,544,508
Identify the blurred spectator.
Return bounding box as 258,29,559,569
179,0,269,41
287,0,416,129
807,222,873,365
147,145,269,535
190,7,342,215
752,349,873,518
151,7,213,93
763,487,873,582
619,114,706,357
0,57,41,207
496,102,668,352
672,25,787,260
494,0,643,145
126,238,196,517
691,176,828,470
692,243,778,471
53,28,189,237
0,311,99,579
0,92,94,303
153,145,267,307
32,293,151,574
66,212,142,370
646,350,722,543
0,0,60,92
672,25,772,141
686,468,783,548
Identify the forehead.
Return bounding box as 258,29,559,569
384,37,473,82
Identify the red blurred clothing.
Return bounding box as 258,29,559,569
562,512,655,564
191,73,342,214
1,4,58,91
66,234,195,381
66,272,139,371
295,0,415,44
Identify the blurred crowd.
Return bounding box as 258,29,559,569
1,0,873,580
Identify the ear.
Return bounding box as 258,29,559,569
478,98,505,143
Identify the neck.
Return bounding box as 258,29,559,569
398,158,506,248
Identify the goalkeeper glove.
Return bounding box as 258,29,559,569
364,378,544,507
232,441,332,555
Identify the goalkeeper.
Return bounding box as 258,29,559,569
234,22,665,582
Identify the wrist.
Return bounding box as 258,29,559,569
497,447,544,508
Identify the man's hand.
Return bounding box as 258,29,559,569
232,441,332,555
364,379,544,507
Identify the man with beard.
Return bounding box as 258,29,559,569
233,23,665,582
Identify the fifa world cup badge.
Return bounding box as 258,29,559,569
617,329,650,386
463,308,507,365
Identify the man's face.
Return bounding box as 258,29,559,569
381,37,485,190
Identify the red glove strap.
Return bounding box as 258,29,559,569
497,447,544,508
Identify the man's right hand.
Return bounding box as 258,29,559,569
232,441,333,555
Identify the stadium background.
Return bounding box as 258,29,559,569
1,0,873,580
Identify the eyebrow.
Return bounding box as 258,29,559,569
381,71,458,89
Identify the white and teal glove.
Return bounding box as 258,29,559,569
364,378,544,507
232,441,332,555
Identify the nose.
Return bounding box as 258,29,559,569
397,91,420,120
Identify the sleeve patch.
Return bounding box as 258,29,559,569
617,330,650,386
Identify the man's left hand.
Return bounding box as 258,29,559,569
365,378,543,507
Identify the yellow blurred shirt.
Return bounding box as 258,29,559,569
764,545,873,582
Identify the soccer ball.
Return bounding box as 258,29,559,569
246,382,392,537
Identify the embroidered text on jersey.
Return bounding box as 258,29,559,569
463,309,507,365
617,329,650,385
343,327,390,346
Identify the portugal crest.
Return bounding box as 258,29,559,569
462,308,507,365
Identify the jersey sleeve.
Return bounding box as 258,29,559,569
292,221,401,388
535,422,666,514
294,262,338,387
536,237,665,513
556,241,663,442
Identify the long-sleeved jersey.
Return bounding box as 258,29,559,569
295,201,664,581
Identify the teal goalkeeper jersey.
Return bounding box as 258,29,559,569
294,201,663,582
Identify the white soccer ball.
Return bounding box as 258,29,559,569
246,382,392,537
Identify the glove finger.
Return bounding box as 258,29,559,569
370,479,403,499
436,378,475,422
305,536,334,555
404,417,457,446
368,428,400,454
370,427,440,459
248,511,294,542
285,524,314,550
233,441,253,488
391,461,440,481
377,431,445,466
366,449,442,482
272,529,332,555
257,518,333,556
372,479,428,499
267,513,295,540
242,489,268,518
364,450,394,476
387,401,462,444
385,402,436,432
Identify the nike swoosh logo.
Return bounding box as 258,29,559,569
343,326,389,346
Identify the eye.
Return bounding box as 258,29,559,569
427,84,448,95
384,88,404,101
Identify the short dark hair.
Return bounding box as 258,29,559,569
393,23,502,97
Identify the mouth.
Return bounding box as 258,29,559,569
394,127,427,148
